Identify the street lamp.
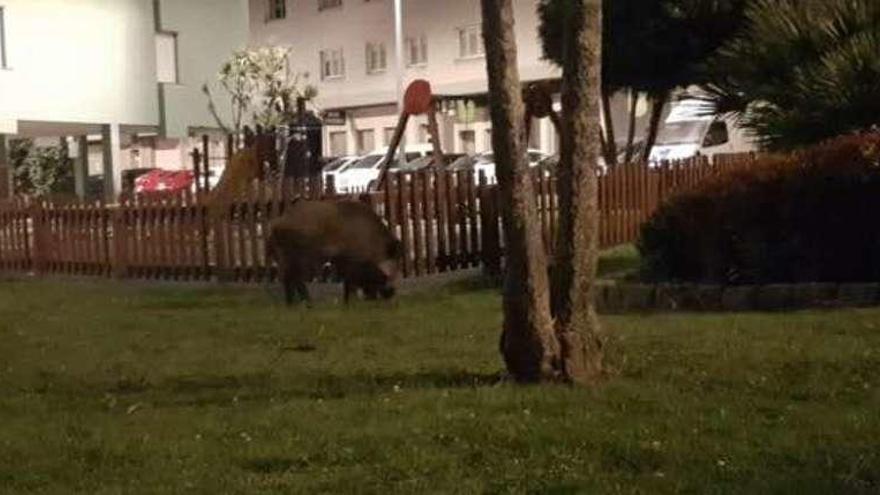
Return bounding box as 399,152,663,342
393,0,407,160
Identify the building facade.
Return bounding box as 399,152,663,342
0,0,249,199
249,0,566,158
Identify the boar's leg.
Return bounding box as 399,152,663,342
343,279,354,304
280,258,312,306
281,268,297,306
295,281,311,305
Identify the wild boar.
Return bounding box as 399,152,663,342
266,199,402,305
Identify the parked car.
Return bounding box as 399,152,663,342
335,144,437,193
134,169,195,196
400,153,466,172
470,149,549,184
321,155,361,190
121,168,159,196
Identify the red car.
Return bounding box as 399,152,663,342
133,169,195,196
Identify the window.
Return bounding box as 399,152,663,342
457,25,484,59
383,127,396,146
418,124,430,144
0,6,7,69
365,42,387,74
267,0,286,21
356,129,375,154
318,0,342,11
329,131,348,156
703,120,730,148
155,32,178,84
320,48,345,80
405,35,428,67
460,130,476,154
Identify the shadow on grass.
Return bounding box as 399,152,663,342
145,369,503,409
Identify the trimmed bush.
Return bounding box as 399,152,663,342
639,133,880,284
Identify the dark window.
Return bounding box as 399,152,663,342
703,120,730,148
318,0,343,11
268,0,286,21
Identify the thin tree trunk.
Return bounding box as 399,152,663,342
553,0,605,384
481,0,559,383
600,89,617,168
623,89,639,164
640,90,670,163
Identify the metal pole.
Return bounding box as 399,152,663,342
394,0,407,162
394,0,404,113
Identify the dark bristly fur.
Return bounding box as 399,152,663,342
266,200,401,305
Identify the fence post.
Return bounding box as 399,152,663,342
30,201,46,275
478,172,501,279
110,202,128,278
213,203,232,283
202,135,211,193
324,174,336,197
191,148,202,195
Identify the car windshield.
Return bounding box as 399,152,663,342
449,155,477,169
350,155,384,170
656,121,710,146
404,156,433,168
528,152,546,163
323,157,351,172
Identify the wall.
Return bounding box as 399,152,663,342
246,0,572,156
248,0,558,111
157,0,250,139
0,0,159,131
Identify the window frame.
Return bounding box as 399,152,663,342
318,0,343,12
320,48,346,80
0,6,8,69
365,42,387,74
266,0,286,21
155,31,179,85
405,34,428,67
457,25,485,60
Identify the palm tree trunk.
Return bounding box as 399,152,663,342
600,89,618,167
623,89,639,164
480,0,559,383
640,90,670,163
553,0,605,384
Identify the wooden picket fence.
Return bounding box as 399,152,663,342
0,152,757,283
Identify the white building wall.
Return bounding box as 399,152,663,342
157,0,250,139
0,0,160,132
249,0,560,157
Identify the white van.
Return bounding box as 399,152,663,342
335,143,436,193
649,99,756,164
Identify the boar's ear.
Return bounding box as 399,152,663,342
387,239,403,259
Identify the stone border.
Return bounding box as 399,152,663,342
595,282,880,313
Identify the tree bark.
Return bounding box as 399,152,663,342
552,0,605,384
481,0,559,383
640,90,670,163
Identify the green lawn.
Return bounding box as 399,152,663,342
0,279,878,494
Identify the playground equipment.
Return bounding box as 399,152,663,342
373,79,446,191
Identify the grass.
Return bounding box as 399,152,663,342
597,244,641,280
0,278,878,494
